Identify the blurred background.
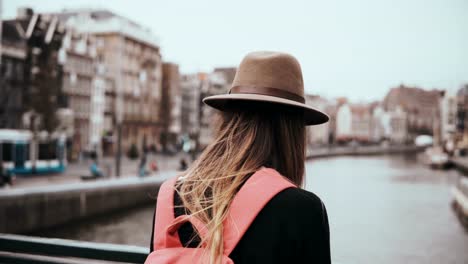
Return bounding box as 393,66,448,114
0,0,467,263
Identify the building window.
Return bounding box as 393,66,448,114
70,73,77,87
15,62,23,80
1,143,13,162
5,60,13,79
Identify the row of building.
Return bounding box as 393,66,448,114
0,8,186,160
305,84,468,149
1,8,468,160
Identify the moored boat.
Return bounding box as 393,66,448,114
452,176,468,228
421,147,451,169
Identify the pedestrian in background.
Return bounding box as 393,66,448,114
178,158,187,171
89,156,104,178
139,151,147,177
150,159,159,173
0,163,14,187
147,51,331,264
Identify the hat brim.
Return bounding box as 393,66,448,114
203,93,329,126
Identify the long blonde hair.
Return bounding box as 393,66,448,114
176,101,306,263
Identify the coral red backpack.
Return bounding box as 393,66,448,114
145,167,295,264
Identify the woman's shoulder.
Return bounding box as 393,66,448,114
242,186,329,248
232,187,331,263
269,188,323,210
262,187,327,223
259,168,326,212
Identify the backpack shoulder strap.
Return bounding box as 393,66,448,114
222,167,296,255
153,176,178,250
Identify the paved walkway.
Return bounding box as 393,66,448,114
6,153,191,189
4,145,426,189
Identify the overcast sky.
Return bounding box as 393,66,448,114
3,0,468,101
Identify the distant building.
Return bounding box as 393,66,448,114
305,95,330,146
388,105,407,144
336,103,352,142
58,23,107,159
336,103,372,142
350,104,372,142
53,9,163,155
383,85,441,142
89,65,106,156
180,71,228,150
1,8,66,134
213,67,236,85
180,73,202,137
0,14,27,129
198,71,230,148
439,90,457,144
456,84,468,147
161,62,181,151
370,104,388,142
323,99,340,144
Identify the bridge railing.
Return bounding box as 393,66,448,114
0,233,148,263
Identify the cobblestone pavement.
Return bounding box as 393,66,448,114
6,153,193,189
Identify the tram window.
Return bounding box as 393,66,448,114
38,143,49,160
49,141,58,159
39,142,58,160
24,144,30,160
2,143,13,162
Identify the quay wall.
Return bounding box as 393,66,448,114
0,145,424,234
0,177,164,234
307,145,425,159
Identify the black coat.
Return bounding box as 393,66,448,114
150,187,331,264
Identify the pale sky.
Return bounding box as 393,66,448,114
3,0,468,101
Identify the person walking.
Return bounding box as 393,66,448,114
139,151,147,177
89,157,104,178
146,51,331,264
0,163,14,187
178,158,188,171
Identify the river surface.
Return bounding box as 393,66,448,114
37,154,468,264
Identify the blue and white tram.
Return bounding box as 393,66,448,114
0,129,67,175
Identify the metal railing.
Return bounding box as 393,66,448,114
0,233,148,263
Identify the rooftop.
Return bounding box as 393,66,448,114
46,9,159,48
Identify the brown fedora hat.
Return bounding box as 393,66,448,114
203,51,329,126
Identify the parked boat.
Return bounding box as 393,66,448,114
414,135,433,147
421,147,451,169
452,176,468,228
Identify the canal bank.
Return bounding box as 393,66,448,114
0,145,424,235
307,145,425,159
0,174,173,234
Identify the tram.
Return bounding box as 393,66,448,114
0,129,67,175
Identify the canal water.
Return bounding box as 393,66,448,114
37,154,468,264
